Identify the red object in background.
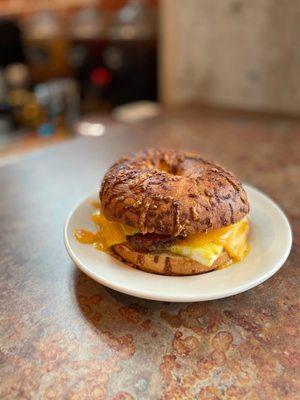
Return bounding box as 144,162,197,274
101,0,159,10
90,67,112,86
100,0,128,11
70,0,158,107
147,0,158,7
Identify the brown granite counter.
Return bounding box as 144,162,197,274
0,107,299,399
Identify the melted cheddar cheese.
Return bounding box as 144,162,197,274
75,204,249,268
170,217,249,266
75,208,137,253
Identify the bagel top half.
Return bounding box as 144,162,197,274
100,149,249,237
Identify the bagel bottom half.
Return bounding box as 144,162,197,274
112,243,231,276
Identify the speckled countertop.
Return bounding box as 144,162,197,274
0,107,299,399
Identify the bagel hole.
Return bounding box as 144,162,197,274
158,161,179,175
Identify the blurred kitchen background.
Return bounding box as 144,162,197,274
0,0,299,162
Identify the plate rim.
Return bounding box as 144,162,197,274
64,184,292,302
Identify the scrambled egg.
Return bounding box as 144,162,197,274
170,217,249,266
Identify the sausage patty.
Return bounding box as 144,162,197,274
127,233,178,253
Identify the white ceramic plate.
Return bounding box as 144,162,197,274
64,185,292,302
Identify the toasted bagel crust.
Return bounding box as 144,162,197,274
100,149,249,236
113,243,231,275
